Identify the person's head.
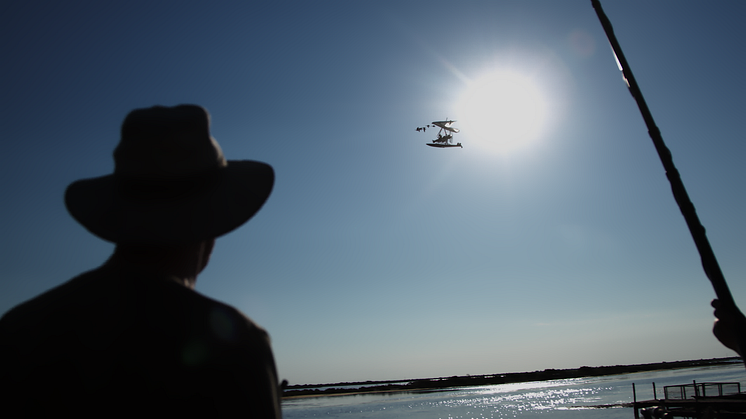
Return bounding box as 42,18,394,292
65,105,274,266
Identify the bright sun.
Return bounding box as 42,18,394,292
455,70,547,153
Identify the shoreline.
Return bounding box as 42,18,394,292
283,356,742,399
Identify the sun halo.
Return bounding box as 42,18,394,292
455,70,548,154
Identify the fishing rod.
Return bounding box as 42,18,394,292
591,0,745,347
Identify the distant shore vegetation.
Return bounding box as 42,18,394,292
283,357,742,399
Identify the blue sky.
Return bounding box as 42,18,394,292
2,1,745,385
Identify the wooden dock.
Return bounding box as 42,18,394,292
633,381,746,418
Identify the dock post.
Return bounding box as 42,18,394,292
652,382,657,400
633,383,639,419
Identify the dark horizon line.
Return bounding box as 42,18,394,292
286,356,742,390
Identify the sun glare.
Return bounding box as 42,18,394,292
455,70,547,153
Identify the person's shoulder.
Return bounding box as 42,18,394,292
191,292,271,343
0,266,106,334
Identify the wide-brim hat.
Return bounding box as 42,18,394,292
65,105,274,244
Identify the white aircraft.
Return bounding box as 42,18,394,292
417,120,462,148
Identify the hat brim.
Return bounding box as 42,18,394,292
65,160,274,244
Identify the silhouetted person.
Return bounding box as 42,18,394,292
0,105,281,418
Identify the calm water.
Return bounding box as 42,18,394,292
283,362,746,419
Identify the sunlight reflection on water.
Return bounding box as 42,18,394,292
283,363,745,419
